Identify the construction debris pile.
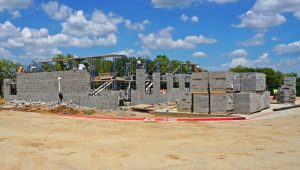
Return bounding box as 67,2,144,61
277,77,297,104
2,99,123,116
177,72,270,114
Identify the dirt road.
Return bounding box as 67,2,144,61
0,108,300,170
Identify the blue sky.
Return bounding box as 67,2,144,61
0,0,299,74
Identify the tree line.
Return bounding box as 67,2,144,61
230,65,299,86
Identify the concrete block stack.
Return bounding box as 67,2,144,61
209,72,235,113
233,73,269,114
190,72,208,113
191,72,235,114
176,92,192,112
263,91,271,109
233,93,258,113
240,73,266,92
191,72,208,91
192,94,209,113
178,71,270,114
277,77,296,103
210,93,234,113
209,72,234,91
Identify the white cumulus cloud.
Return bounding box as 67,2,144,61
124,19,149,32
192,51,207,58
43,1,149,33
138,27,217,50
221,52,270,68
180,14,199,23
234,0,300,31
151,0,238,8
227,49,248,58
239,33,265,46
0,21,21,39
41,1,73,20
207,0,237,3
61,10,122,37
274,41,300,55
180,14,189,21
0,0,33,11
0,47,12,58
271,36,280,41
9,10,21,19
115,48,150,57
1,1,151,59
191,16,199,22
0,21,118,59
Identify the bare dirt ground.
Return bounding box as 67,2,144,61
0,106,300,170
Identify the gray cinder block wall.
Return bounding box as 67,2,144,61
136,69,146,94
152,72,160,97
177,92,191,112
3,79,18,101
192,94,209,113
178,74,186,92
4,70,119,109
131,70,189,105
166,73,173,92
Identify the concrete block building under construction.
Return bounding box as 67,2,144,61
3,54,193,110
3,54,273,114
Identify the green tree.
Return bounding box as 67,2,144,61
155,55,170,73
0,59,19,97
53,54,65,71
230,65,298,85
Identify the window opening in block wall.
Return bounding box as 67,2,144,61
185,82,190,88
10,84,17,95
173,82,179,88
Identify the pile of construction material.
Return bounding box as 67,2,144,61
233,73,270,114
177,72,270,114
191,72,236,113
277,77,296,104
177,93,192,112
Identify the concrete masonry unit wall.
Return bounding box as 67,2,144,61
4,70,119,109
131,69,190,105
3,79,17,101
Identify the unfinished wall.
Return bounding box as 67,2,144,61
6,70,118,109
131,70,190,105
3,79,18,101
16,70,90,101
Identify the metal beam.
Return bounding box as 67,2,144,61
38,54,127,63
